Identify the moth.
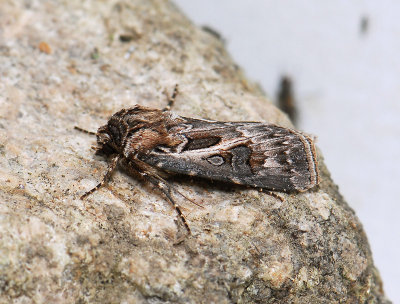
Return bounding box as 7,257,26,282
76,86,319,234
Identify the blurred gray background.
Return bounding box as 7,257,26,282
175,1,400,302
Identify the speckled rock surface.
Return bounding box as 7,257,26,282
0,0,391,303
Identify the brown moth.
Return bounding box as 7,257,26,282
76,86,319,234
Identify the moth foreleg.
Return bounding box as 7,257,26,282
80,155,120,199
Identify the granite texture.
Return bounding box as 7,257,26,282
0,0,391,303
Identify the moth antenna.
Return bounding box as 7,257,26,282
80,155,119,199
75,126,96,136
163,84,179,111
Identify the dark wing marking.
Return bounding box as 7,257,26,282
139,117,318,192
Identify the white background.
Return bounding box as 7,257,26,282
175,1,400,302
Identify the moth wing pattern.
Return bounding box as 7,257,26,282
140,116,319,192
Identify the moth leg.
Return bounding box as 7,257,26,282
74,126,96,136
258,188,284,202
127,159,191,234
163,84,179,111
81,155,120,199
139,170,191,234
143,174,191,234
175,189,204,208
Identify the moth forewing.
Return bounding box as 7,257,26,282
141,118,319,192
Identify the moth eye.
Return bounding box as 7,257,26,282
207,155,225,166
98,132,111,145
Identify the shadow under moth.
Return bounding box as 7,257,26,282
76,86,319,235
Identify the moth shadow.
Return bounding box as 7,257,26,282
117,165,248,203
165,173,274,197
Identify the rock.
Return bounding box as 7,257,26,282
0,0,391,303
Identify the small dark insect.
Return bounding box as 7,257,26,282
76,86,319,235
360,16,369,35
201,25,226,44
277,76,298,125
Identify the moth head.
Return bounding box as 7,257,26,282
95,124,121,155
